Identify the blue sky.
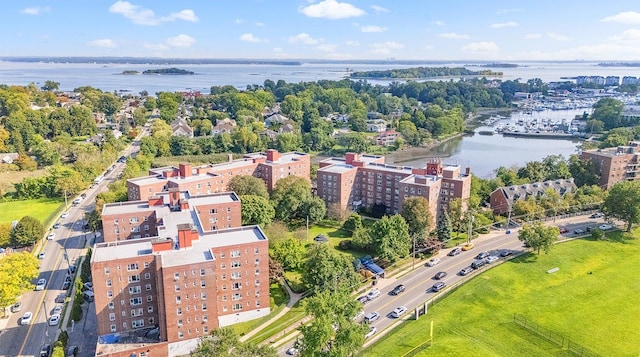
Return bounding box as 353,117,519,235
3,0,640,60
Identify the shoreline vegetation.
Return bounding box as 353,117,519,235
141,68,195,75
349,66,503,79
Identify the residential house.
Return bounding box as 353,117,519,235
375,130,400,146
490,178,577,215
171,118,194,138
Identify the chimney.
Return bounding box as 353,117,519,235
179,163,192,178
412,168,427,176
228,153,233,162
345,152,359,165
465,167,471,175
151,237,173,252
426,159,442,176
148,196,164,207
177,223,198,249
168,187,180,208
266,149,280,162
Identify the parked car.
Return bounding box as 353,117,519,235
40,344,52,357
20,311,33,325
590,212,603,218
48,314,60,326
55,294,66,304
80,193,87,199
365,326,377,339
431,282,446,292
390,306,407,318
46,232,56,240
62,281,71,290
573,228,586,234
461,243,475,251
475,252,490,260
286,347,299,356
65,345,79,357
448,247,462,256
364,312,380,323
459,267,473,276
485,255,499,264
10,302,22,313
38,252,46,260
72,198,82,205
366,288,381,301
82,282,93,291
52,305,63,316
60,212,69,219
35,278,46,291
357,296,368,304
390,284,405,295
426,258,441,267
351,310,365,321
434,271,447,280
53,223,61,229
599,224,613,230
559,227,568,234
500,250,513,257
471,260,486,269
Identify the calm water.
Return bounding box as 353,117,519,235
390,108,589,178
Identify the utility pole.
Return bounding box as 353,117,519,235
467,211,474,244
412,234,416,270
64,189,68,207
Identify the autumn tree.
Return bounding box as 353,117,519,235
518,222,559,255
0,252,39,313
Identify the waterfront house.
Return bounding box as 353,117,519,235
490,178,577,215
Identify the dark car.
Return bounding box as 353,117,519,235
459,267,473,276
434,271,447,280
357,296,368,304
390,284,406,295
55,294,66,304
66,345,78,357
80,193,87,199
40,344,52,357
475,252,490,260
559,227,568,234
431,282,446,292
448,247,462,256
500,250,513,257
62,281,71,290
53,223,61,229
471,260,485,269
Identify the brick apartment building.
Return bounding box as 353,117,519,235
316,153,471,222
92,192,270,356
580,141,640,189
127,149,310,201
489,178,577,215
101,189,242,243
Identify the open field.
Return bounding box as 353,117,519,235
0,198,64,226
365,233,640,356
0,168,48,194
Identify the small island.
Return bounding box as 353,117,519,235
142,67,195,75
349,66,503,79
121,70,140,75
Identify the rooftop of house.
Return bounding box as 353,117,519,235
496,178,577,201
92,225,267,266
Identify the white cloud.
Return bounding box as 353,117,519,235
547,32,571,41
525,33,542,39
490,21,517,28
317,44,337,52
346,40,359,46
109,1,198,26
370,41,404,55
166,34,195,47
611,28,640,41
239,33,267,43
234,18,244,24
439,32,470,40
601,11,640,25
360,25,387,33
89,39,116,48
20,6,50,15
288,33,320,45
371,5,389,13
432,20,445,26
299,0,365,19
460,41,499,52
255,22,265,27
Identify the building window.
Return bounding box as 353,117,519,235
147,295,153,302
148,306,153,314
144,272,151,279
232,303,243,311
107,290,113,298
176,296,181,304
202,303,207,311
108,302,114,309
200,268,206,276
129,286,141,294
254,247,259,254
130,297,142,306
231,272,241,280
128,275,140,283
127,263,139,271
201,280,206,288
109,313,115,321
104,267,110,274
106,279,112,287
144,262,150,268
201,292,207,300
178,319,183,326
132,319,144,329
129,217,139,223
175,284,181,292
231,261,241,268
177,308,182,315
178,331,184,339
174,272,180,280
230,250,241,258
144,225,149,231
222,295,227,301
110,324,116,332
232,293,242,301
131,308,143,317
232,282,241,290
220,263,226,269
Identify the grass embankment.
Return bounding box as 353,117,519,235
245,301,307,345
0,198,64,226
365,233,640,356
231,283,289,337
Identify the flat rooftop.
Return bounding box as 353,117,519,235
92,226,267,266
319,164,358,174
102,192,239,216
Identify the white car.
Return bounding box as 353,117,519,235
365,326,377,339
351,310,365,321
391,306,408,318
72,198,82,205
599,224,613,230
61,212,69,219
485,255,499,264
52,305,63,316
21,311,33,325
38,252,46,260
426,258,441,267
35,278,46,291
47,232,56,240
48,314,60,326
366,288,381,301
286,347,299,356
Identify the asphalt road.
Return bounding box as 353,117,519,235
0,135,144,357
277,216,604,356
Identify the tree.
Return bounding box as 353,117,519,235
591,97,624,130
228,175,269,198
270,176,312,222
602,180,640,232
191,326,276,357
342,213,363,232
302,243,361,293
351,227,372,251
304,196,327,224
96,93,121,116
10,216,44,246
0,252,39,312
0,223,12,247
41,80,60,91
401,197,432,244
447,198,465,237
518,222,559,255
296,290,368,356
369,215,411,263
568,155,599,187
240,195,275,226
437,210,452,242
271,237,305,271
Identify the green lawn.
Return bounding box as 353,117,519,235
245,300,307,345
364,233,640,356
232,283,289,337
0,198,64,226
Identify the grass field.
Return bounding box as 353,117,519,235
364,233,640,356
245,300,307,345
0,168,49,194
0,198,64,226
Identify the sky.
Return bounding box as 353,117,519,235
3,0,640,61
